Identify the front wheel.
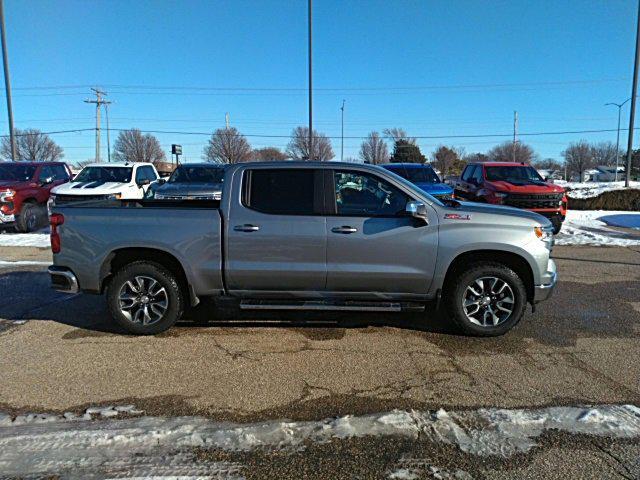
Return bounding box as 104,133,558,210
15,203,39,233
550,216,563,235
444,262,527,337
106,261,184,335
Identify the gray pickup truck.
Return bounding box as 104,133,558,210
48,161,557,336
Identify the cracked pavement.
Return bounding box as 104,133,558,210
1,245,640,478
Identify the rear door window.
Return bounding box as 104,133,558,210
461,165,475,182
243,169,317,215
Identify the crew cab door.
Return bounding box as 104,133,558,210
225,167,327,292
325,169,438,297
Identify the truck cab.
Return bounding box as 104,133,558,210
454,162,567,233
0,161,72,232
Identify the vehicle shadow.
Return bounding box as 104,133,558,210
0,270,457,336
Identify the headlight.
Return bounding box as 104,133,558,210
0,189,15,202
154,193,166,199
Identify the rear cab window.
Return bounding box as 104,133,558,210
242,168,322,215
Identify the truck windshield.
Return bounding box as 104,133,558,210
485,166,544,183
169,166,225,183
386,166,440,183
0,164,37,181
73,167,132,183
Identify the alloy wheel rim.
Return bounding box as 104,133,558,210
462,276,515,327
118,275,168,325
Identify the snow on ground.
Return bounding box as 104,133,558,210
0,231,50,247
556,210,640,246
557,180,640,199
0,404,638,478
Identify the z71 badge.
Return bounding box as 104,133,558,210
444,213,471,220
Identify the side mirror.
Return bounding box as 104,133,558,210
157,178,166,185
405,200,428,224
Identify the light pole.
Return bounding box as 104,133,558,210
340,99,345,162
308,0,313,160
0,0,16,161
605,98,631,182
624,0,640,188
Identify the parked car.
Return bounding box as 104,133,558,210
49,162,159,208
0,161,72,232
382,163,454,201
48,162,557,337
454,162,567,234
152,163,226,200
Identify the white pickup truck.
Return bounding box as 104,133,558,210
50,162,159,207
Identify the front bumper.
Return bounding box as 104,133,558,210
533,259,557,303
48,266,79,293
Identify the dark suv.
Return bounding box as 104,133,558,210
0,161,72,232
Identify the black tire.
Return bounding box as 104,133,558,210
444,262,527,337
15,203,39,233
550,216,563,235
106,261,184,335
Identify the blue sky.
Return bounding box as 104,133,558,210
2,0,639,164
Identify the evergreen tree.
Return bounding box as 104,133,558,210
390,139,426,163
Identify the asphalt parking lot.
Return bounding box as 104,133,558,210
1,244,640,479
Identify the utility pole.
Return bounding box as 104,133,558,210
340,99,345,162
625,0,640,188
104,102,111,163
84,88,111,163
605,98,631,182
308,0,313,160
225,112,230,129
0,0,16,161
512,111,518,162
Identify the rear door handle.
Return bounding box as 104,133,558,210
331,225,357,234
234,224,260,232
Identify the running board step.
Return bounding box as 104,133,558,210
239,300,425,312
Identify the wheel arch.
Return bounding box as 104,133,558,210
100,247,197,305
442,249,535,303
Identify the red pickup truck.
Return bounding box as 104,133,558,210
0,161,72,232
454,162,567,234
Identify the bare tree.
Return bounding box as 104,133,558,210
113,129,166,165
383,127,416,145
251,147,287,162
359,131,389,164
463,152,489,163
534,158,562,171
487,141,537,163
0,128,64,161
562,140,595,181
431,145,465,176
203,127,252,164
286,126,334,161
591,141,618,166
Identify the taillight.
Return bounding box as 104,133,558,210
50,213,64,253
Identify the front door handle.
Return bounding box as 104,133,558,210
331,225,357,234
234,224,260,232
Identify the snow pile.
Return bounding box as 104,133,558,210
0,232,50,247
0,404,638,478
557,180,640,199
556,210,640,246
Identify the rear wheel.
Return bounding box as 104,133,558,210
107,261,184,335
444,262,527,337
15,203,39,233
